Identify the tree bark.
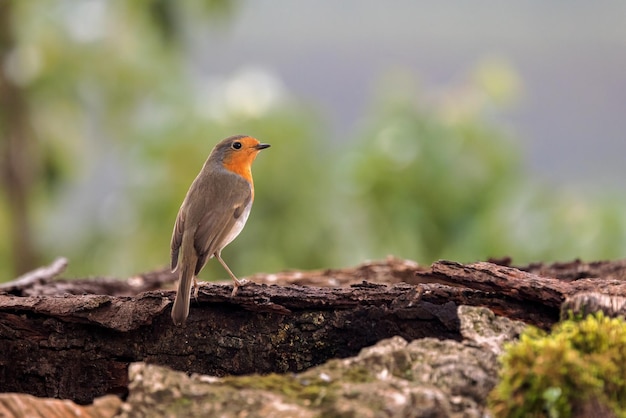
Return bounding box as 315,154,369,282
1,257,625,404
0,0,40,275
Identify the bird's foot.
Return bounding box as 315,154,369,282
231,278,249,297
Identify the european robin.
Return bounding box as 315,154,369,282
170,135,270,326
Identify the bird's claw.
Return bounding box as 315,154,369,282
231,278,249,297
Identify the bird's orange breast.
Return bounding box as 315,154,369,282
221,150,257,186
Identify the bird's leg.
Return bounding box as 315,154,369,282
215,253,248,297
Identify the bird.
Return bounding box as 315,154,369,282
170,135,270,326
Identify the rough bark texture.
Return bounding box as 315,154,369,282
1,256,626,413
115,306,525,418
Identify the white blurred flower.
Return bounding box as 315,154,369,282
3,44,42,86
61,0,107,43
196,67,287,121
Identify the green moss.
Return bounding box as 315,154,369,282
222,372,338,407
342,365,375,384
219,360,377,415
489,313,626,418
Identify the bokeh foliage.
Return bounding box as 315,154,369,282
1,1,625,281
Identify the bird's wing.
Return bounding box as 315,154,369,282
170,207,185,271
193,173,252,275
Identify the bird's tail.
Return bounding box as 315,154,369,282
171,260,194,326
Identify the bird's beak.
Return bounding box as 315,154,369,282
255,143,271,150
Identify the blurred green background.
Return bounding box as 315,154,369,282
1,1,625,281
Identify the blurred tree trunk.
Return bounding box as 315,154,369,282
0,0,40,275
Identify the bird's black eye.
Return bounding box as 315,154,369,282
231,141,242,150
